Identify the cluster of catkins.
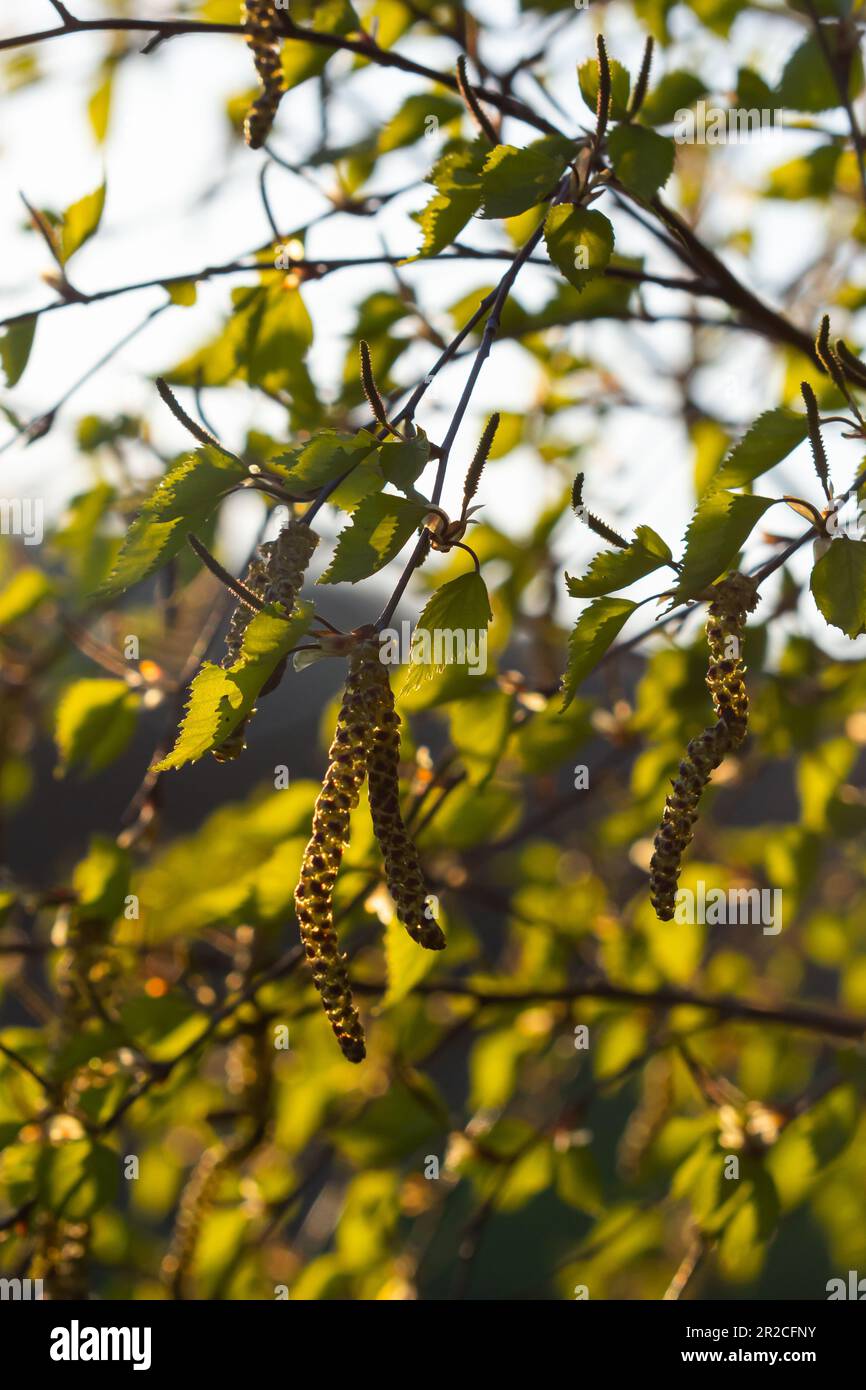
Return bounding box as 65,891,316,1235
295,641,445,1062
242,1,285,149
649,572,759,920
214,517,318,761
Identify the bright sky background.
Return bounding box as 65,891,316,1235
2,0,865,659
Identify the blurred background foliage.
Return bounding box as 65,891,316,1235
1,0,866,1300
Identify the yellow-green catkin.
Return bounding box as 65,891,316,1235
649,572,759,921
294,646,374,1063
162,1143,228,1298
242,2,284,149
361,651,446,952
214,519,318,762
295,643,444,1061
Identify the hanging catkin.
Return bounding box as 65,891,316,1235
361,650,446,952
295,642,443,1061
242,2,284,150
649,572,759,920
162,1143,229,1298
294,645,375,1063
214,518,318,762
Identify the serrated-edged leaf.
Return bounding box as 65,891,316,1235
713,408,808,490
273,430,378,493
59,183,106,264
0,567,53,628
377,430,430,491
318,495,429,584
413,190,478,257
566,526,672,597
810,537,866,637
578,57,631,121
480,136,574,219
429,138,489,196
55,678,139,776
560,597,636,709
607,125,675,201
155,601,314,771
412,139,488,258
0,316,36,387
544,205,614,292
400,572,493,696
672,491,774,602
97,446,247,597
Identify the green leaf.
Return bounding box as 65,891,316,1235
399,572,493,695
73,835,131,922
0,567,53,628
245,282,313,387
59,183,106,264
560,597,636,709
378,913,439,1011
640,71,707,126
555,1145,604,1214
154,601,314,771
41,1140,119,1221
55,679,139,777
578,58,631,121
318,495,429,584
607,125,675,201
274,430,378,494
765,145,841,201
281,0,359,90
737,66,776,110
448,688,514,785
412,139,488,258
797,737,856,830
566,525,672,597
810,538,866,637
164,283,316,424
88,67,114,144
413,191,477,258
332,1075,448,1165
779,32,863,113
378,93,463,153
120,994,208,1061
377,430,430,491
97,446,247,597
544,205,614,292
713,408,808,490
480,137,574,219
672,491,774,602
164,279,198,307
0,316,36,387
